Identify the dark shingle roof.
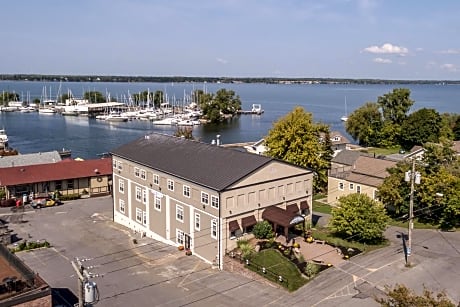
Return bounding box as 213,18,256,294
111,133,277,191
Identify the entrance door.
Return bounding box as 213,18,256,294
184,234,192,249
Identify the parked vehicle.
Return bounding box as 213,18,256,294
30,193,62,209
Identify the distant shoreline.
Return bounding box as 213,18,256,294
1,74,459,85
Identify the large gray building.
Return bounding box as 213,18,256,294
111,133,314,268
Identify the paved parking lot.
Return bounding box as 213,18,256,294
4,197,460,306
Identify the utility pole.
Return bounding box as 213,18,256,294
405,158,421,258
71,259,86,307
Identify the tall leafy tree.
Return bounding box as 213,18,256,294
153,90,164,108
453,115,460,140
345,102,382,147
199,88,241,123
399,108,443,150
264,107,333,192
330,193,389,243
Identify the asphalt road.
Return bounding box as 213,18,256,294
3,197,460,306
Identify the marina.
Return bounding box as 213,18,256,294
1,81,460,159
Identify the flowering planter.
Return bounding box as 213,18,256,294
178,245,185,251
185,250,192,256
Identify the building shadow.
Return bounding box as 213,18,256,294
52,288,78,307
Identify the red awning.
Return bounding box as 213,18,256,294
229,220,240,232
241,215,257,228
300,200,309,210
286,203,299,214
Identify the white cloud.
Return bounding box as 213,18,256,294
363,43,409,55
373,57,392,64
216,58,228,64
440,63,458,72
438,49,460,54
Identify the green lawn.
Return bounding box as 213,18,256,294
388,218,440,229
313,201,332,215
360,146,401,156
249,249,308,292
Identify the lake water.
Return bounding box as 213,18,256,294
1,81,460,159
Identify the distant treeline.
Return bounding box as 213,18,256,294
1,74,459,85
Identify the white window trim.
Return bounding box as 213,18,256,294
176,204,184,222
142,189,147,204
154,196,161,211
119,179,125,194
176,229,184,245
119,199,125,213
153,174,159,185
113,159,117,168
194,213,200,231
143,211,147,225
349,183,354,191
201,192,209,205
338,182,344,191
356,185,361,194
134,167,140,177
183,185,191,198
141,169,146,180
211,219,217,239
135,186,142,202
168,179,174,191
211,195,219,209
117,161,123,170
135,208,143,223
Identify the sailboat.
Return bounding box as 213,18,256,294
340,97,348,122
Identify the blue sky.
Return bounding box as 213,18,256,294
2,0,460,80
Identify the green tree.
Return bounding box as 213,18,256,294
153,90,164,108
452,115,460,140
265,107,333,192
0,92,20,106
377,284,457,307
252,221,274,239
345,102,383,147
83,91,106,103
330,193,389,243
399,108,443,150
199,88,241,123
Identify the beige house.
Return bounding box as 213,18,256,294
327,150,396,205
111,133,314,269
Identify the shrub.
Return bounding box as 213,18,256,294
253,221,274,239
236,239,249,248
304,262,320,278
239,242,255,259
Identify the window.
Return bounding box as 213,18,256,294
143,211,147,225
195,213,200,231
211,219,217,239
67,180,74,189
176,229,185,245
113,159,117,168
168,179,174,191
136,186,142,202
117,161,123,170
136,208,143,223
154,196,161,211
140,169,146,180
119,179,124,193
349,183,354,190
201,192,209,205
55,180,62,190
134,167,140,177
211,195,219,209
119,199,125,213
176,205,184,222
338,182,344,191
142,189,147,204
356,185,361,194
183,185,190,198
153,174,159,185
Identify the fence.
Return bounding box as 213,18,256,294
226,250,289,288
